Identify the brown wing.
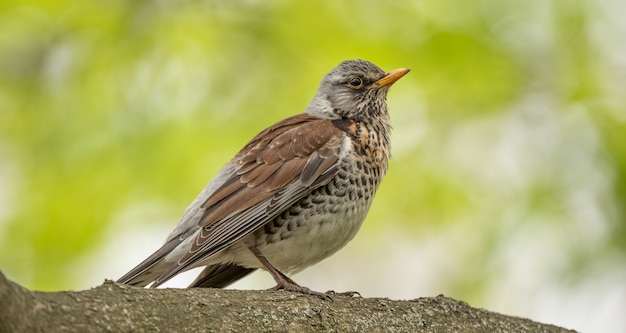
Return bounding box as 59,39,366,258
151,113,346,287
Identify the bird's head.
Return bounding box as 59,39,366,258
305,59,409,121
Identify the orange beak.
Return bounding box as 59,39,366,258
374,68,410,88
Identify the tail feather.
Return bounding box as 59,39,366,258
116,239,181,286
189,264,256,288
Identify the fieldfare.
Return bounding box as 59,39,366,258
117,59,410,299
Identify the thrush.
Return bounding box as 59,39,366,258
117,59,410,299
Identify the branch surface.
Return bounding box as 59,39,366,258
0,271,576,333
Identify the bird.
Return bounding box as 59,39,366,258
116,59,410,299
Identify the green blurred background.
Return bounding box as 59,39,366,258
1,1,625,331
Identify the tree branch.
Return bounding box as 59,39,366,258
0,271,575,332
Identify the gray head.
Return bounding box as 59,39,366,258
305,60,409,121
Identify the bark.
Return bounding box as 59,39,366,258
0,271,576,333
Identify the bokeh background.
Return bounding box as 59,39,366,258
1,1,625,331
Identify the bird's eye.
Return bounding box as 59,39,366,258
348,76,363,88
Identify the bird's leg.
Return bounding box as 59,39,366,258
248,246,332,301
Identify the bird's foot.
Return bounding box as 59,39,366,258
270,282,333,301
